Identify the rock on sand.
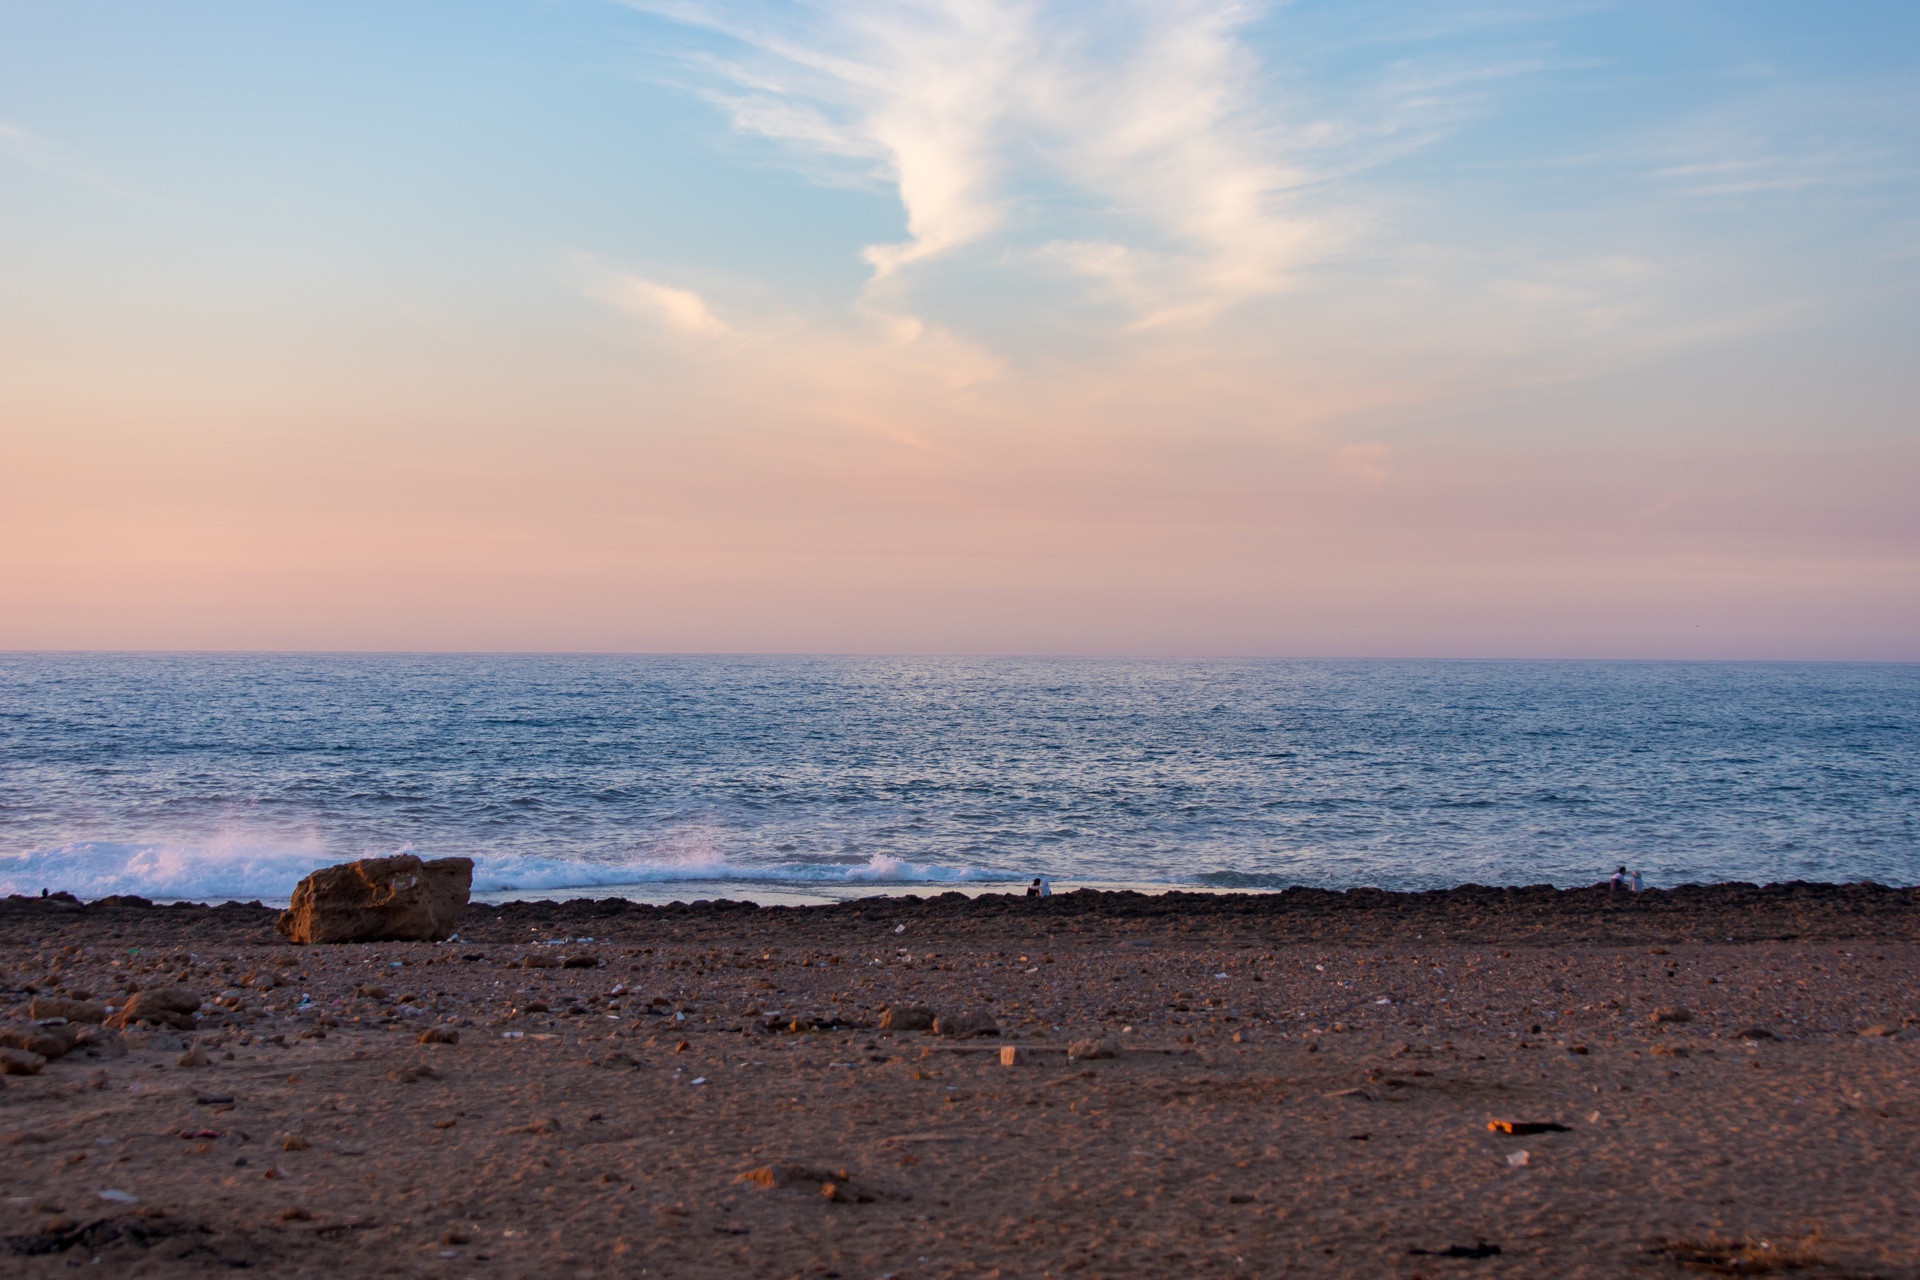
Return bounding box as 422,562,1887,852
276,854,473,945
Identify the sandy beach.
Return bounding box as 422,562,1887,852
3,884,1918,1278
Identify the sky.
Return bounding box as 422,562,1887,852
1,1,1916,658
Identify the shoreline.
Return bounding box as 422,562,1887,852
8,878,1919,948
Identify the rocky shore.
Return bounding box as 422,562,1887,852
2,884,1917,1277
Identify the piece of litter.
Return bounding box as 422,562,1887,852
1587,1111,1601,1124
501,1031,524,1039
1215,973,1229,979
1375,998,1393,1005
97,1189,139,1204
1506,1150,1530,1168
893,925,906,934
691,1078,707,1085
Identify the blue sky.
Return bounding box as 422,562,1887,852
1,2,1916,655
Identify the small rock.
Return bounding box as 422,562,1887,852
278,1206,312,1222
28,997,106,1024
931,1011,998,1039
389,1064,441,1084
879,1007,934,1032
177,1047,211,1068
107,987,202,1031
1650,1045,1690,1058
1732,1027,1777,1041
522,954,561,969
562,954,599,969
1067,1039,1117,1060
75,1028,128,1059
999,1046,1029,1066
282,1135,310,1151
355,985,387,1000
1859,1025,1897,1038
1649,1006,1693,1024
0,1024,75,1060
416,1027,459,1045
1,1046,48,1075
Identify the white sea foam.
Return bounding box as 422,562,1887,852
0,840,993,904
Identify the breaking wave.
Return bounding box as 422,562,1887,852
0,840,997,904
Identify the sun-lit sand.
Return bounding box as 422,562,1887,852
3,885,1918,1277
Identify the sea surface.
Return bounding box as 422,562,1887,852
0,654,1915,905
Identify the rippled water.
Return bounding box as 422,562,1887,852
0,654,1914,903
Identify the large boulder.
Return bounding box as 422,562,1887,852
276,855,473,945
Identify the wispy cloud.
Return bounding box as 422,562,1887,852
628,1,1337,324
596,274,735,336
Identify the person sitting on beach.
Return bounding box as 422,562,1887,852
1027,878,1042,897
1039,875,1052,897
1610,866,1628,890
1631,869,1645,892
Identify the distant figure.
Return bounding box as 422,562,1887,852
1027,878,1042,897
1609,866,1627,890
1039,875,1052,898
1631,870,1645,893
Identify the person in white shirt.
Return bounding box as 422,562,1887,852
1630,870,1645,892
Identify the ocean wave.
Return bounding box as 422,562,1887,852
0,841,998,903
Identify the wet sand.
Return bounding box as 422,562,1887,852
3,884,1918,1278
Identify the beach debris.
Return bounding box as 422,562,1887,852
1859,1024,1898,1037
1067,1039,1117,1060
1649,1005,1693,1024
29,997,106,1024
879,1006,935,1032
999,1046,1029,1066
194,1093,235,1106
1,1024,75,1060
1487,1120,1570,1135
1408,1242,1501,1259
96,1189,139,1204
106,986,201,1031
275,853,472,945
931,1011,998,1038
1506,1150,1530,1168
1325,1088,1372,1101
416,1027,459,1045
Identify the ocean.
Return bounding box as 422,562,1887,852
0,654,1914,905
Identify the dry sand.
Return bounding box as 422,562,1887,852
3,884,1919,1278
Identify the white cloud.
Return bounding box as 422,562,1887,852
630,1,1335,323
599,274,734,336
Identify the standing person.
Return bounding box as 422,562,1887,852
1610,866,1628,890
